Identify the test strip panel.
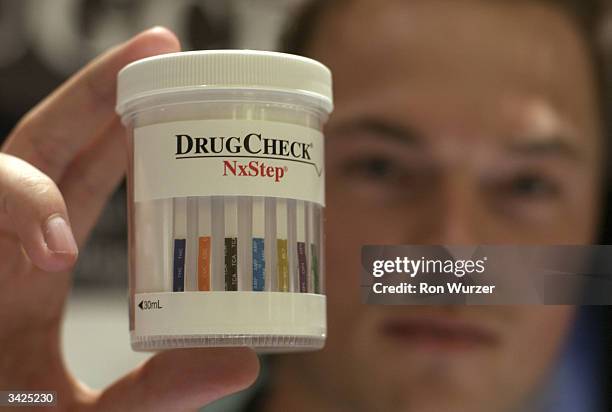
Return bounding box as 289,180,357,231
277,198,289,292
252,197,265,291
170,197,321,294
173,197,187,292
224,196,238,291
198,197,212,291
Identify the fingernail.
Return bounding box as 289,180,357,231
44,215,78,255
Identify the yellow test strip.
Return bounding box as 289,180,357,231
276,199,289,292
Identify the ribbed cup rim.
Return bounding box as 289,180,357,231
116,49,334,115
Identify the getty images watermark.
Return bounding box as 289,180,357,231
361,246,612,305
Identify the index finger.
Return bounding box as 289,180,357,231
2,27,181,182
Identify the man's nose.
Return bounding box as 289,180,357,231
419,174,484,244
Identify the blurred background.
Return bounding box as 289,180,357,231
0,0,611,411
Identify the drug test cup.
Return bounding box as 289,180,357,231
116,50,333,352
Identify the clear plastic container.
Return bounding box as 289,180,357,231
116,50,333,352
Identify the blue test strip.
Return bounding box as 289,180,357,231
173,238,186,292
253,238,265,291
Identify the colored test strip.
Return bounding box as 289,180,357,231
296,201,308,293
198,197,212,291
252,198,265,291
225,238,238,290
311,243,319,294
173,198,187,292
276,199,289,292
224,197,238,291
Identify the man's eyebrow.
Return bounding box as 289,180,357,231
327,117,421,146
505,135,585,161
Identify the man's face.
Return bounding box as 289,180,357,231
292,1,604,411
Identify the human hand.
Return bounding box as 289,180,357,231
0,27,259,411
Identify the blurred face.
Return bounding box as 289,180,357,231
277,1,604,412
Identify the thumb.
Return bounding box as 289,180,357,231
94,348,260,412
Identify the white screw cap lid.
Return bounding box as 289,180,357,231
116,50,333,115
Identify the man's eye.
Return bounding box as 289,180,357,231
505,174,560,199
343,157,401,180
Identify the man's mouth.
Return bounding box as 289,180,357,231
379,315,500,351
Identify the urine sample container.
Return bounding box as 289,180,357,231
116,50,333,351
